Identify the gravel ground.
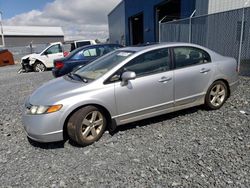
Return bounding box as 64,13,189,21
0,65,249,188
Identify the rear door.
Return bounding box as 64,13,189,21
113,48,174,124
172,46,215,106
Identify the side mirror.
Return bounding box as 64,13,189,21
43,51,48,56
121,71,136,86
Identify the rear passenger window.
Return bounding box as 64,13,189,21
173,47,211,69
83,47,106,57
123,48,170,77
83,48,97,57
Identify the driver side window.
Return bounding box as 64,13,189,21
123,48,170,77
45,44,62,55
107,48,170,84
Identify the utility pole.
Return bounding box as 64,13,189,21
0,11,5,47
159,16,167,42
238,0,250,71
189,10,196,43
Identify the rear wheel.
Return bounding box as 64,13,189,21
33,61,46,72
67,106,106,146
205,81,228,110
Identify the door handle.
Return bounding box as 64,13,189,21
158,77,172,83
200,68,211,73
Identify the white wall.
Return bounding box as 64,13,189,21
208,0,249,14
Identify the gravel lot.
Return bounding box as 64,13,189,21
0,65,249,188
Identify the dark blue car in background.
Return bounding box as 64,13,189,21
52,43,122,77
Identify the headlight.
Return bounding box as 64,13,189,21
29,57,36,60
28,57,36,63
28,104,62,115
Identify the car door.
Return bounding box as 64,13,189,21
41,44,64,68
172,46,215,106
113,48,174,125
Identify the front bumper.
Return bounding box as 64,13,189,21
21,58,33,72
22,111,64,143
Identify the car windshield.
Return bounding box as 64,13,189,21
34,43,51,54
75,50,134,81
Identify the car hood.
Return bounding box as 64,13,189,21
21,53,40,60
28,76,88,105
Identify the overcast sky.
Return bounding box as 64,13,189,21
1,0,121,41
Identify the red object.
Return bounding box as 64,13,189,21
63,51,69,57
0,49,15,67
54,61,64,69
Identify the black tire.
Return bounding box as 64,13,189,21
67,106,107,146
205,80,228,110
33,61,46,72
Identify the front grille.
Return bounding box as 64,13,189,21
22,58,30,65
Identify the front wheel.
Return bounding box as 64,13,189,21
67,106,107,146
33,61,46,72
205,81,228,110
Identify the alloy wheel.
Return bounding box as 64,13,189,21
209,84,226,107
35,63,46,72
81,111,104,141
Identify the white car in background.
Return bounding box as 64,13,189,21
20,40,97,72
20,42,65,72
70,39,97,51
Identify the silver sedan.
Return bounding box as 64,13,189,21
22,43,239,146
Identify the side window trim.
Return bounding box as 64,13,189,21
104,48,172,85
124,48,171,78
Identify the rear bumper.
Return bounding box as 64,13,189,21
52,68,59,77
52,68,66,78
229,79,239,94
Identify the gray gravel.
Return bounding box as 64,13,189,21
0,65,250,188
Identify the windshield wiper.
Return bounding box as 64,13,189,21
68,72,88,83
67,72,74,80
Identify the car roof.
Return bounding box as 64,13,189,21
50,42,62,45
74,39,95,43
75,43,122,51
120,42,208,52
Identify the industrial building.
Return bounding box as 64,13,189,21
108,0,196,46
0,26,64,47
108,0,249,45
207,0,248,14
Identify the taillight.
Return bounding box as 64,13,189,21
63,51,69,57
54,61,64,69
